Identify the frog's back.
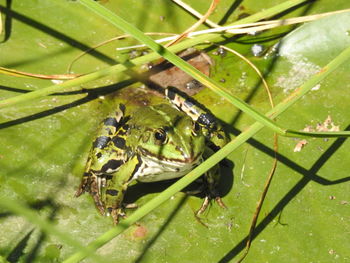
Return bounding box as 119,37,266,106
130,103,188,128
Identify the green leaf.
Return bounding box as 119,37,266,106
0,1,349,263
279,11,350,63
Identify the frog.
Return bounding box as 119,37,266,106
75,87,229,224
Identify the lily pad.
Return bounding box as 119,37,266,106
0,1,349,263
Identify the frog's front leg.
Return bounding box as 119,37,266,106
196,148,227,216
103,155,140,225
196,166,227,215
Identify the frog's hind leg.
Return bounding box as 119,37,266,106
165,86,212,127
165,86,229,149
75,157,106,215
75,103,128,215
75,156,94,197
195,147,227,217
165,87,228,215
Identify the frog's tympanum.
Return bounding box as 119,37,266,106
76,87,229,224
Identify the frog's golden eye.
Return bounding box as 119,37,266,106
192,121,201,136
154,129,167,144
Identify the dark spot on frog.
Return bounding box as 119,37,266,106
105,174,113,180
166,88,176,100
217,133,224,140
96,152,102,159
119,103,126,113
116,125,129,136
184,99,194,108
106,189,119,196
93,136,111,149
104,117,118,127
102,159,124,172
112,136,126,149
198,113,216,128
131,155,143,178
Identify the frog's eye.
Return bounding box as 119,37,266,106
192,121,201,136
154,129,167,144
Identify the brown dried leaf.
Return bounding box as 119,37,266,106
294,115,341,151
294,139,308,152
303,125,315,132
148,49,212,95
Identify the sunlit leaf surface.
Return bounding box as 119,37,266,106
0,1,349,262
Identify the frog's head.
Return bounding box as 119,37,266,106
137,111,206,166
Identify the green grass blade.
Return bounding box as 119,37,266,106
285,130,350,138
63,41,350,263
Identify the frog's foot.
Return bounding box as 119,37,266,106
75,176,89,197
215,196,227,209
196,195,227,216
105,203,138,224
75,175,106,215
106,207,125,225
196,196,211,216
91,191,106,215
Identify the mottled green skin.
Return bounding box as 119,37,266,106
76,87,229,224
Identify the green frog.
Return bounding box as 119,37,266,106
75,87,229,224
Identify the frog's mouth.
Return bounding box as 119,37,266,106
139,147,201,165
133,148,202,182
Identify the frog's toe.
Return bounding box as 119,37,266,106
93,196,106,215
88,180,105,215
124,203,138,209
215,197,227,209
196,196,210,216
75,177,89,197
96,177,102,195
107,207,125,225
75,186,85,197
106,203,137,224
196,195,226,216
